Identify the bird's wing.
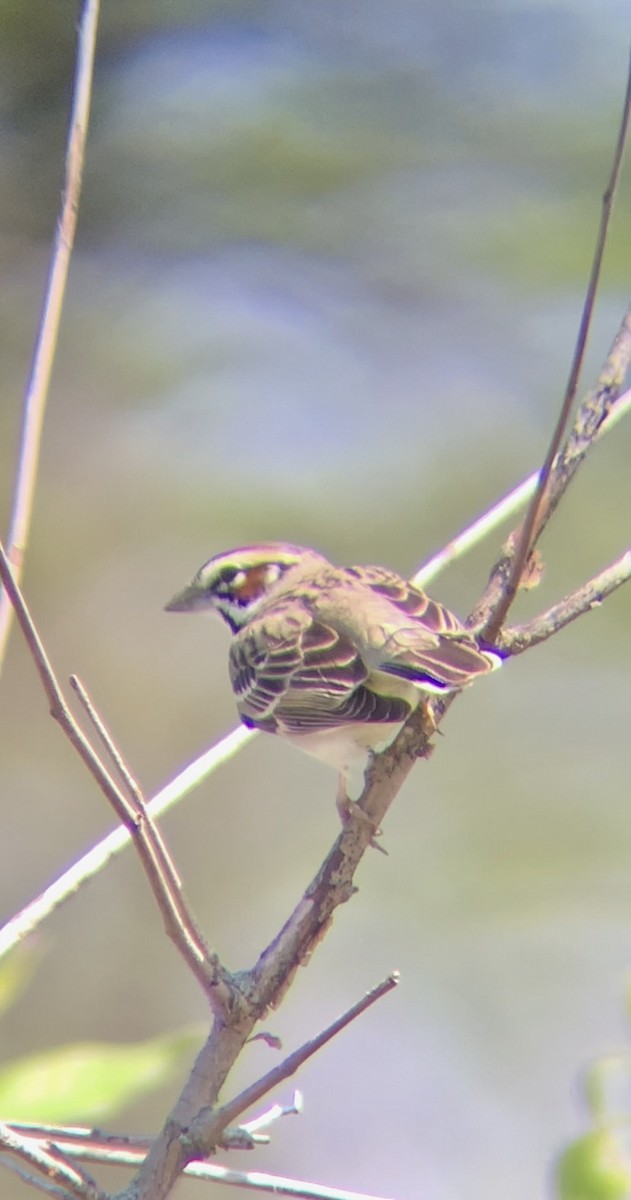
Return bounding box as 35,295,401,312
346,565,464,632
230,614,411,734
346,565,496,692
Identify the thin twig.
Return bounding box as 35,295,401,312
0,539,240,1014
68,677,213,986
241,1093,303,1135
499,549,631,656
412,385,631,590
0,1121,103,1200
481,53,631,641
6,1130,395,1200
70,675,145,809
469,303,631,632
131,974,401,1197
0,0,101,671
70,674,182,889
187,974,400,1155
0,725,254,964
7,1117,273,1155
0,1156,80,1200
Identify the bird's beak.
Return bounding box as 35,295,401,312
164,582,206,613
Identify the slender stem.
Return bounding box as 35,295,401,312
191,974,400,1151
0,725,254,964
0,540,240,1012
482,50,631,641
0,1120,103,1200
411,386,631,590
0,0,101,670
499,549,631,655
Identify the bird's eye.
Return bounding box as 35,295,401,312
213,566,244,595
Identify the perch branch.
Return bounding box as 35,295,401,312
2,374,630,966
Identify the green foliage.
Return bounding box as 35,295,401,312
0,939,45,1020
557,1128,631,1200
557,1055,631,1199
0,1027,203,1123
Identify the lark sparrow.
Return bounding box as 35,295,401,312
165,543,500,815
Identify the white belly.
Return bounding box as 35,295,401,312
282,720,406,798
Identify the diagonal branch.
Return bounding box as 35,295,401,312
472,303,631,636
124,975,399,1199
7,1121,395,1199
478,50,631,641
0,539,242,1017
187,974,399,1156
0,1121,104,1200
0,0,101,672
0,725,254,965
412,385,631,590
499,549,631,656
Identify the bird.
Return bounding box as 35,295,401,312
165,542,500,823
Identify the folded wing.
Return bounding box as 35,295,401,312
346,565,497,692
230,617,412,734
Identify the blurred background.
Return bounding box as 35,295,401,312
0,2,630,1197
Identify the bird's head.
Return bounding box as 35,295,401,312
164,542,326,632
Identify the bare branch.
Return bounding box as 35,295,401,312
499,550,631,656
0,539,242,1016
5,1122,394,1199
0,1121,103,1200
479,52,631,640
240,1092,303,1135
470,304,631,634
0,725,254,965
0,1157,80,1200
412,385,631,590
0,0,101,671
70,675,149,819
188,974,399,1156
127,976,399,1198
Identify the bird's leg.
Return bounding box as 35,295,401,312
420,697,441,738
336,774,387,854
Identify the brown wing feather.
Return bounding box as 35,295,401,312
233,619,410,729
346,565,463,634
230,617,411,734
346,565,496,691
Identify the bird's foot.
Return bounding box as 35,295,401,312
336,780,388,855
420,698,442,738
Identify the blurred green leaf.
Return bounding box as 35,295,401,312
0,940,45,1020
556,1128,631,1200
0,1026,203,1123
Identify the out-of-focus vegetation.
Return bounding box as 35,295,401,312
0,4,630,1198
